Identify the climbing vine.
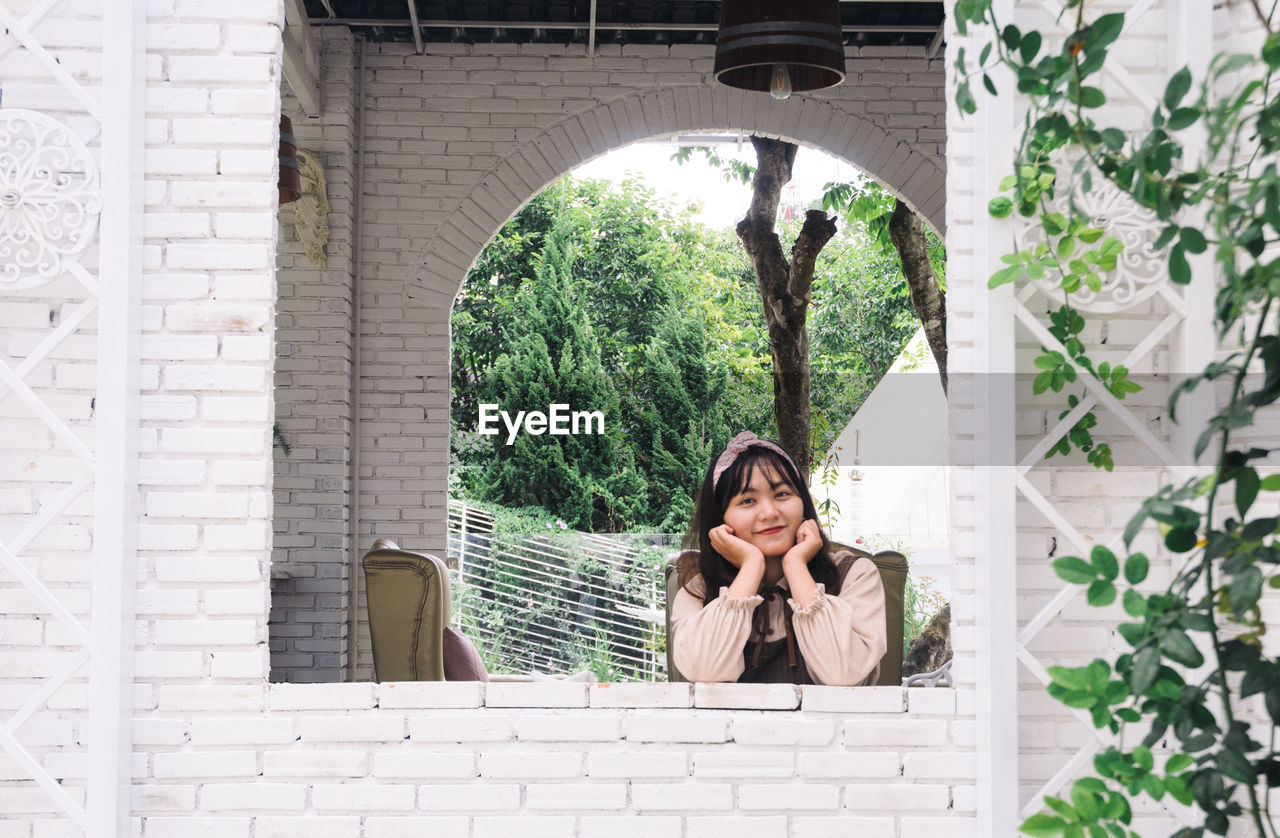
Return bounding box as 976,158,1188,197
954,1,1280,836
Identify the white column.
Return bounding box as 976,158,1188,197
88,0,145,833
970,0,1020,831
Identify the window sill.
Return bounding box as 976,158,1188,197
269,681,960,714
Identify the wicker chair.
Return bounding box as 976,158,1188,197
664,543,907,686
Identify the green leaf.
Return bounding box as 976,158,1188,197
1091,545,1119,581
1131,646,1160,694
988,196,1014,218
1020,31,1042,64
1133,746,1154,771
1261,474,1280,491
1078,227,1105,244
1070,785,1100,819
1164,66,1192,109
1180,227,1208,254
1229,565,1263,614
1100,128,1125,151
1167,107,1201,130
1021,814,1067,837
1078,87,1106,108
989,265,1023,288
1054,556,1098,585
1123,589,1148,617
1048,665,1089,690
1089,13,1126,50
1236,468,1260,518
1169,244,1191,284
1161,630,1205,668
1164,526,1198,553
1166,754,1194,773
1087,579,1117,606
1219,749,1256,784
1124,552,1149,584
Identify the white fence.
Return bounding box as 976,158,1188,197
446,499,674,681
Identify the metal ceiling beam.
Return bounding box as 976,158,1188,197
314,18,940,35
406,0,424,53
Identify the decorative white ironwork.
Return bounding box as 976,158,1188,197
0,109,102,290
1015,175,1165,314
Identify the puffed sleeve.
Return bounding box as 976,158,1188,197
787,555,887,686
670,573,763,683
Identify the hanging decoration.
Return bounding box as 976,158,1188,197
713,0,846,99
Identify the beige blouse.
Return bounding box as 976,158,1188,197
670,551,888,686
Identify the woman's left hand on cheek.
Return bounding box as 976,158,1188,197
783,519,823,566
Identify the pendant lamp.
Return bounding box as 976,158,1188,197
713,0,846,99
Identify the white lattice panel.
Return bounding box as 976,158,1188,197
0,0,141,832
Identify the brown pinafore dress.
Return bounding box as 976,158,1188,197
738,554,860,685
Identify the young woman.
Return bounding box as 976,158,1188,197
670,431,887,685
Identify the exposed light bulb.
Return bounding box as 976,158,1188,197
769,63,793,100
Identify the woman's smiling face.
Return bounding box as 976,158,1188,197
720,463,805,560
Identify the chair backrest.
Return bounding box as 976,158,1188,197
361,538,452,682
665,544,908,686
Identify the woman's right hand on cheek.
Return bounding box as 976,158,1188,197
709,525,764,569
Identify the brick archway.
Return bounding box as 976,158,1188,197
417,86,945,303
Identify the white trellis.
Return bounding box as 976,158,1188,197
0,0,144,833
972,0,1217,829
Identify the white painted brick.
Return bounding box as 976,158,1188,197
254,817,362,838
372,751,475,779
693,752,793,778
792,817,896,838
844,718,949,747
155,557,261,582
589,682,691,708
270,682,375,710
732,717,835,746
900,818,976,838
146,491,247,518
201,395,270,421
261,750,368,778
526,783,627,810
156,685,262,711
152,750,256,778
143,817,251,838
190,718,295,746
798,752,901,779
203,523,268,551
626,713,729,743
632,783,733,811
364,818,468,838
844,783,950,810
162,428,264,454
312,783,415,811
687,816,787,838
695,683,798,709
134,651,203,679
907,688,958,715
299,715,404,743
153,619,258,646
902,751,977,780
199,784,306,812
407,713,514,742
478,751,583,779
802,685,905,713
133,719,189,746
473,817,575,838
221,335,272,361
377,681,483,708
737,784,839,811
516,713,621,742
484,681,588,707
416,784,520,811
173,117,276,144
210,650,266,678
579,817,683,838
587,751,687,779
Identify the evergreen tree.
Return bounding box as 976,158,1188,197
476,221,644,532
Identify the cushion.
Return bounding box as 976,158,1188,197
442,627,489,682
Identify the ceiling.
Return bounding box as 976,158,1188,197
303,1,947,50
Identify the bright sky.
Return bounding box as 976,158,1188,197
571,137,868,232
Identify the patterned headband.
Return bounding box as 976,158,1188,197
712,431,799,490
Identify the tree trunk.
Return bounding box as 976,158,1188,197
735,137,838,476
888,199,948,395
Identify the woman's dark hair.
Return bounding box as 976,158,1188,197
679,443,840,604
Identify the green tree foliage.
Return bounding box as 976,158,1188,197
474,221,645,531
452,174,917,530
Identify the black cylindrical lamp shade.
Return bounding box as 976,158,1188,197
713,0,846,94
